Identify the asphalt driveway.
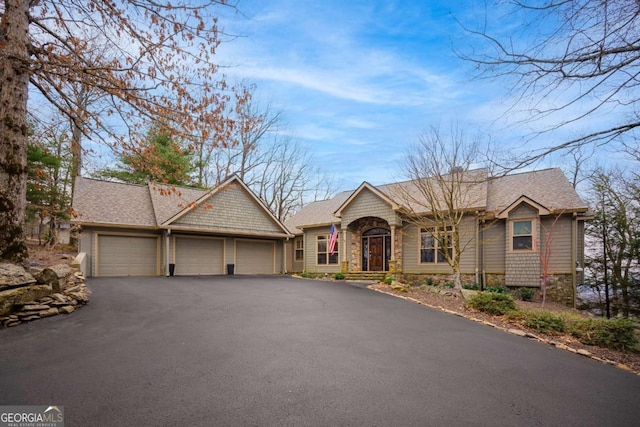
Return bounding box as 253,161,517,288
1,276,639,426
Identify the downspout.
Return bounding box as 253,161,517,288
475,215,479,288
572,213,577,308
283,238,288,274
302,231,306,273
165,228,171,277
481,219,486,291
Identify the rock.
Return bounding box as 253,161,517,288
22,315,41,322
6,320,21,327
508,328,527,337
17,310,47,317
460,289,479,301
34,268,60,293
0,285,52,316
577,349,592,357
39,307,59,318
20,304,50,311
49,263,73,280
0,263,37,289
391,284,408,293
59,305,75,314
51,293,67,303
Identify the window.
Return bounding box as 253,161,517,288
512,220,533,251
420,227,452,264
295,238,304,261
317,235,339,265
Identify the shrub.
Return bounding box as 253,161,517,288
568,317,638,352
425,277,434,287
333,273,345,280
522,310,566,335
466,292,517,316
485,285,508,294
300,272,313,278
444,282,455,289
462,283,479,290
384,276,394,285
513,287,536,301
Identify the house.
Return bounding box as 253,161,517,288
283,168,590,305
71,175,293,277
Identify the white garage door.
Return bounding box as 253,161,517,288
97,235,158,276
175,237,224,275
236,240,275,274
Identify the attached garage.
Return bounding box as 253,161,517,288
174,237,224,275
235,240,275,274
97,234,159,276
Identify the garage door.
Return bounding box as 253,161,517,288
236,240,275,274
97,235,158,276
175,237,224,275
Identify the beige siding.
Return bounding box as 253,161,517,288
482,220,505,273
401,223,451,274
539,215,573,273
304,226,341,274
289,238,305,273
174,185,283,234
401,217,477,274
341,188,400,227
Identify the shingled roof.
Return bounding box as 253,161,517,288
72,178,158,227
284,168,588,234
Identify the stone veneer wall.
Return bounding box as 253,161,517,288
349,217,391,272
545,274,574,306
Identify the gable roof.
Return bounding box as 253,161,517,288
334,181,401,217
284,167,589,234
495,195,551,219
72,176,292,237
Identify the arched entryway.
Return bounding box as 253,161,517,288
362,227,391,272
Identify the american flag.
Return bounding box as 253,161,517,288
329,223,338,255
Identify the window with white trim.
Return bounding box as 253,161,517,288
512,220,533,251
420,227,452,264
317,235,339,265
294,238,304,261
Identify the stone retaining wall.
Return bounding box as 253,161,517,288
0,262,90,328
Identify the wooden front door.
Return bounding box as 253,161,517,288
369,236,384,271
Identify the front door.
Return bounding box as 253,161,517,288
369,236,384,271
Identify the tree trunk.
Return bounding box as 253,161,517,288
0,0,30,263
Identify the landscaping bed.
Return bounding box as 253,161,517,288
369,282,640,375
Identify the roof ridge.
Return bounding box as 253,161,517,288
79,176,149,189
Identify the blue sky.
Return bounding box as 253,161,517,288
214,0,514,191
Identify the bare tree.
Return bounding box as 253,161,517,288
253,135,335,221
394,124,487,289
458,0,640,167
0,0,238,262
585,167,640,318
